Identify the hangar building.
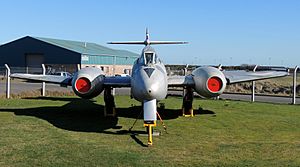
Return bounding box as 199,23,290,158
0,36,139,75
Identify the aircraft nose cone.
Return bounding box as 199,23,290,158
145,83,161,98
131,66,167,101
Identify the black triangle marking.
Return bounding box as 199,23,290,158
144,68,155,78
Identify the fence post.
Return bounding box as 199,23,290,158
183,64,189,97
251,65,258,102
42,64,46,96
217,64,222,70
111,57,117,96
5,64,11,99
292,66,299,105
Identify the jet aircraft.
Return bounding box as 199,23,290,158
10,29,288,146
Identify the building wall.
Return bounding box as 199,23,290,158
81,54,137,75
81,54,137,65
0,36,81,67
81,64,133,76
0,36,138,75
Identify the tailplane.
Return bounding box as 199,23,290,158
108,28,188,46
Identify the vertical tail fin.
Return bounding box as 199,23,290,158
145,28,150,45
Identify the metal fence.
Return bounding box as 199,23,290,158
0,64,79,79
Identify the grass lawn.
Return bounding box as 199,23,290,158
0,96,299,167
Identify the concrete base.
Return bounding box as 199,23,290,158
136,131,161,137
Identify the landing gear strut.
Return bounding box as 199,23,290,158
182,87,194,117
129,101,167,147
144,121,156,146
104,87,116,117
143,99,157,146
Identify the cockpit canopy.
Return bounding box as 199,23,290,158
138,46,160,65
144,52,156,65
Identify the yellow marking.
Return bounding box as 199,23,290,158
182,108,194,117
144,121,156,146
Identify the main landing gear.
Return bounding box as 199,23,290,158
104,87,116,117
182,87,194,117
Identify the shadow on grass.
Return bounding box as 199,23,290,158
195,107,216,115
23,96,87,102
0,97,215,146
130,134,148,147
0,99,115,132
0,97,185,130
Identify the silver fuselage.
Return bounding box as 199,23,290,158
131,46,168,102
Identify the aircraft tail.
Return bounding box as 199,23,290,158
108,28,188,46
107,41,188,45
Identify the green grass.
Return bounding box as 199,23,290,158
0,96,300,167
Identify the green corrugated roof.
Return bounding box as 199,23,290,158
32,36,139,58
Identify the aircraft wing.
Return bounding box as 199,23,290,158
223,70,289,84
103,76,131,87
167,75,194,87
10,73,72,85
167,70,288,87
10,73,131,87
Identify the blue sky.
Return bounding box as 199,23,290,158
0,0,300,66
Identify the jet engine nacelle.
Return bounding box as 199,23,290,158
71,67,105,99
192,66,227,98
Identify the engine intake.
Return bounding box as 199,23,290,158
75,77,91,93
192,67,227,98
72,67,105,99
207,76,223,93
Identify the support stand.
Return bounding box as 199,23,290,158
144,121,156,146
182,87,194,117
129,104,164,147
104,87,116,117
156,111,167,133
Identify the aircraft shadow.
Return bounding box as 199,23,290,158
23,96,89,102
195,107,216,115
116,106,182,120
0,98,185,132
0,97,215,146
0,99,116,132
22,97,216,116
